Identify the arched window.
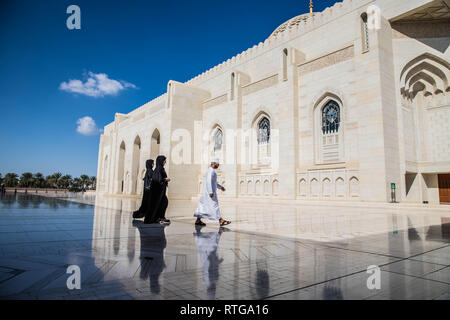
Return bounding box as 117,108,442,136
150,129,160,160
214,128,223,151
230,73,235,101
361,13,369,52
131,136,141,195
252,114,272,167
314,94,344,164
282,48,288,81
117,141,126,194
211,126,224,163
258,117,270,144
322,100,340,134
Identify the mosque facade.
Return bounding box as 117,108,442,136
97,0,450,204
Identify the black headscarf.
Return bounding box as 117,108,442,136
146,159,154,170
151,155,167,187
143,159,154,190
155,155,166,168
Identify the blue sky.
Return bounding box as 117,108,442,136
0,0,339,177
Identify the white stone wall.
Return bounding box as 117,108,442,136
97,0,450,204
427,106,450,162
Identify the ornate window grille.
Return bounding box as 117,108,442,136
214,128,223,151
257,117,271,166
258,117,270,144
322,101,340,134
321,100,340,162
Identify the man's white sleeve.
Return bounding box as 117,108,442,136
206,170,213,194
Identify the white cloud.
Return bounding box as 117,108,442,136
60,71,137,97
76,116,102,136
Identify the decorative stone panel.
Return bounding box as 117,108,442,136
242,74,278,96
203,94,228,109
238,172,279,197
298,45,354,75
296,169,359,200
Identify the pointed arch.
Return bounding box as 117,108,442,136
264,179,270,195
117,141,126,194
272,179,279,196
209,124,225,161
255,180,261,195
400,53,450,98
251,110,272,167
239,180,245,195
150,128,160,160
310,178,319,197
214,128,223,151
322,178,331,197
313,92,344,163
131,135,142,194
247,180,253,195
251,109,273,128
299,179,307,196
335,177,345,198
349,176,359,198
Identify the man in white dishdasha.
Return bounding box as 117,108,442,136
194,158,231,227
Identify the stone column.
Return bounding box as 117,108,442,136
167,81,211,200
355,16,402,202
277,47,305,200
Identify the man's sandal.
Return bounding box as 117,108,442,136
220,220,231,226
195,221,206,226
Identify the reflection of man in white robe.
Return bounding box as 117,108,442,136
193,227,223,299
194,158,231,226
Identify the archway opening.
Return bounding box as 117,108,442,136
118,141,126,194
132,136,141,194
151,129,160,160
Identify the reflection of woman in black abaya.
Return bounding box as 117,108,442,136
144,155,171,224
133,159,154,219
132,220,167,294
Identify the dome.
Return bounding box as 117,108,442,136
269,13,315,38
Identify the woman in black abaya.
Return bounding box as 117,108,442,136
144,155,171,224
133,159,154,219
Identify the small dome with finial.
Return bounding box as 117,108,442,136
269,13,315,39
269,1,315,39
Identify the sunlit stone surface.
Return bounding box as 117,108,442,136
0,194,449,300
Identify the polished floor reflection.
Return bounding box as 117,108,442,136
0,193,449,300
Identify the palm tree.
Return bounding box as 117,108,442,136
60,175,73,189
4,173,19,187
79,174,90,191
19,172,33,188
70,177,82,192
0,173,3,185
45,175,55,188
33,173,45,188
52,172,62,188
89,176,97,190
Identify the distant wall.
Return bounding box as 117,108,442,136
5,188,70,194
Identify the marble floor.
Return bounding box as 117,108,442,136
0,193,450,300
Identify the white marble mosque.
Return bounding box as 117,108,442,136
97,0,450,205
